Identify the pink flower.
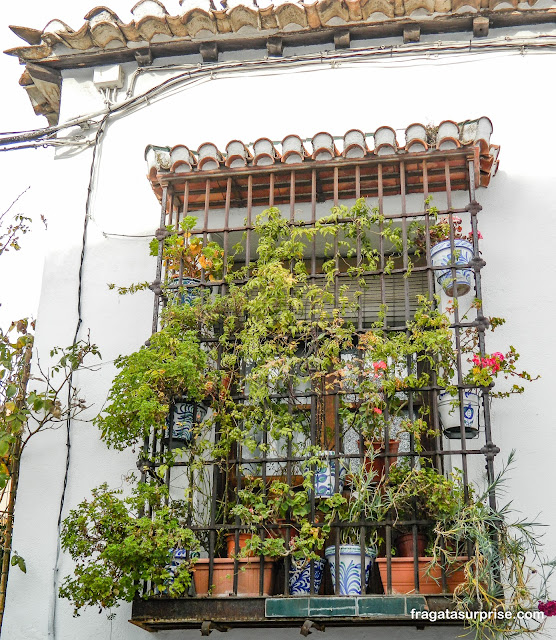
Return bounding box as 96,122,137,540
472,355,481,366
452,216,462,224
477,231,483,239
373,408,383,415
492,352,505,361
373,361,387,371
539,601,556,617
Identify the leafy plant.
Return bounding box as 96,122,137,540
149,215,224,281
60,480,199,614
431,453,554,639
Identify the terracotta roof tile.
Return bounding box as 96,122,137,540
6,0,556,65
145,116,499,190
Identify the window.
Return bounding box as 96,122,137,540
133,124,499,630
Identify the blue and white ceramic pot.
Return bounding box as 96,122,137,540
169,276,201,306
438,390,480,439
168,400,208,444
430,239,474,297
161,548,200,593
289,558,325,595
314,451,347,498
325,545,376,595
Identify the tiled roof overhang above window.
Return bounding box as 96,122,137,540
145,117,499,208
6,0,556,66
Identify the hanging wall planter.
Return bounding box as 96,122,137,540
325,545,375,595
439,390,480,439
430,239,474,297
168,398,208,444
169,275,201,306
313,451,347,498
289,558,325,595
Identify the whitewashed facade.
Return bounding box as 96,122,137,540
4,3,556,638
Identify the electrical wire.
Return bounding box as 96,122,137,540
1,32,556,151
47,113,109,640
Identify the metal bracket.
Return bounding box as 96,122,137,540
481,442,500,462
201,621,229,636
300,620,325,636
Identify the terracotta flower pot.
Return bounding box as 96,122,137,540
363,440,400,479
396,532,428,558
225,532,255,557
376,557,466,594
194,558,275,597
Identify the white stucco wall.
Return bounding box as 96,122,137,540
4,24,556,640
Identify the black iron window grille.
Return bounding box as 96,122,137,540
136,149,499,625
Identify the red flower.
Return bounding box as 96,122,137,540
538,601,556,616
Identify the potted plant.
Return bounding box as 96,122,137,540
320,462,387,595
230,478,330,595
412,200,477,297
59,480,200,614
376,464,466,594
151,215,223,305
341,298,456,481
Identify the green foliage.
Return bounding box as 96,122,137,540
59,481,199,614
431,453,553,639
320,459,389,547
81,200,546,633
95,320,211,450
386,463,466,529
10,552,26,574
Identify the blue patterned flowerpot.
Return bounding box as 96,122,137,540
289,558,325,595
169,276,201,306
313,451,347,498
430,239,474,297
167,400,208,444
160,548,200,594
325,545,375,595
439,390,480,439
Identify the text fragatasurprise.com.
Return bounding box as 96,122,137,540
410,609,545,622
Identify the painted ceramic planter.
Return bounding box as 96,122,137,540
439,390,480,439
325,545,375,595
168,400,208,443
376,557,466,594
194,558,274,597
169,276,202,306
160,548,199,593
430,239,473,297
289,558,325,595
313,451,347,498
